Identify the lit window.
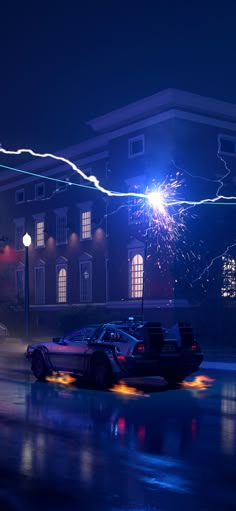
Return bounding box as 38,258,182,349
36,221,44,247
57,267,67,303
35,183,45,199
14,218,25,251
128,135,144,158
81,211,91,240
130,254,143,298
35,265,45,304
15,189,25,204
221,256,236,298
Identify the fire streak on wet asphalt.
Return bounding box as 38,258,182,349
0,348,235,511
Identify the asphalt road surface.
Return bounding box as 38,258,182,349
0,349,235,511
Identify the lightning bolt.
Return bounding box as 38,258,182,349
0,147,147,199
1,146,236,207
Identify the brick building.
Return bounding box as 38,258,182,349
0,88,236,340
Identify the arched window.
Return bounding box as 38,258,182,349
131,254,143,298
57,267,67,303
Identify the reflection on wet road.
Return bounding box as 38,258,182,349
0,353,235,510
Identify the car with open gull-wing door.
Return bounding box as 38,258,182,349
26,319,203,388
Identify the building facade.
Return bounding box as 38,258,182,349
1,88,236,339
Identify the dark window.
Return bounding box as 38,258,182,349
15,190,25,204
35,183,45,199
16,270,24,299
220,138,236,154
56,215,67,244
128,136,144,158
35,267,45,304
80,261,92,302
15,224,24,250
132,139,143,154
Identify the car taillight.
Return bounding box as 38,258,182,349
117,354,126,362
134,343,145,354
191,343,199,351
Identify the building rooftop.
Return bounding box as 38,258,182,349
87,88,236,133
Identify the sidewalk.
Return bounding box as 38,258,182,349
201,360,236,371
0,337,236,371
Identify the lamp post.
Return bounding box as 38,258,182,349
141,220,151,322
141,190,164,321
22,232,31,340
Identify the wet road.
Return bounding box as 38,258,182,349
0,350,235,511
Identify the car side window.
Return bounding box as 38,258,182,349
101,329,115,342
101,329,130,342
116,330,130,342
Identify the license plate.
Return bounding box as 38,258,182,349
161,343,176,353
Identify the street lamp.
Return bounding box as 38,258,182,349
22,232,31,340
141,190,165,321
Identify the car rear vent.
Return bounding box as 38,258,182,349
178,322,195,347
142,322,165,353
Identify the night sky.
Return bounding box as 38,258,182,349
1,0,236,152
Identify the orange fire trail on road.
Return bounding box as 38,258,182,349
46,372,77,385
181,375,214,390
110,380,149,397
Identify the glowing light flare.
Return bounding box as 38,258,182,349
181,375,214,390
46,372,77,385
147,190,166,214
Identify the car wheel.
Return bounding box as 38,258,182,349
32,351,47,381
91,359,112,389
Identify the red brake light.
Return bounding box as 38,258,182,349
136,343,145,354
117,354,126,362
191,343,198,351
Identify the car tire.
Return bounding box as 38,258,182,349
31,351,47,381
91,358,112,389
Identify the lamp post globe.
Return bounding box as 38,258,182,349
23,232,32,248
